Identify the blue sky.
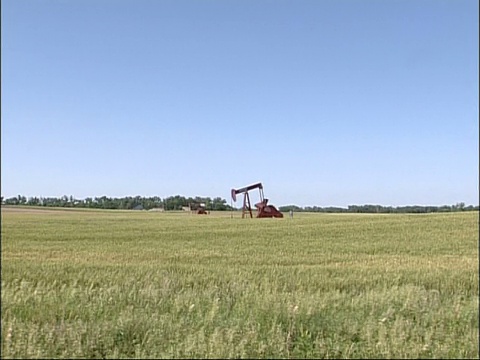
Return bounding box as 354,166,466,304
2,0,478,207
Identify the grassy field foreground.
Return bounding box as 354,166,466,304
1,208,478,358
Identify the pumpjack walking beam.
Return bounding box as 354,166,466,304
231,182,264,218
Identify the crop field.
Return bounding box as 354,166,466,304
1,207,478,359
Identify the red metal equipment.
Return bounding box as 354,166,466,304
189,202,208,215
231,182,283,218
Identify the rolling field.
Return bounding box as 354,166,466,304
1,207,478,359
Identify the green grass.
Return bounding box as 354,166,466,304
1,208,478,358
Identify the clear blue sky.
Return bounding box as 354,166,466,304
2,0,478,207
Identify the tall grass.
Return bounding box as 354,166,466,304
1,209,478,358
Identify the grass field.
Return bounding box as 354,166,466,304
1,207,478,359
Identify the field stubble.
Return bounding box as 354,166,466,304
1,208,478,358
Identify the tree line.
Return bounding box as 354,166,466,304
278,203,479,213
1,195,478,213
1,195,233,211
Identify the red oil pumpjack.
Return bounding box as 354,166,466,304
231,182,284,218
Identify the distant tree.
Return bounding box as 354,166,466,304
279,205,302,212
27,197,40,206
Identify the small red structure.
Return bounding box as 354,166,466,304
231,182,283,218
189,203,208,215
